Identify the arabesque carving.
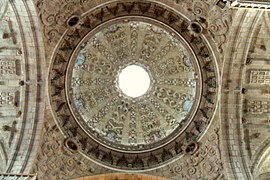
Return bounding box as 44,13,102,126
71,20,198,147
48,0,218,170
32,123,95,180
35,0,232,55
192,0,232,53
170,127,223,179
35,0,86,43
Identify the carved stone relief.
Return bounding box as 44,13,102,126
239,12,270,178
70,20,198,148
0,2,21,172
243,65,270,168
192,0,232,53
0,0,46,174
249,70,270,84
170,127,223,179
7,0,267,179
230,0,270,10
246,100,270,114
35,0,89,44
0,91,15,106
0,6,21,56
35,0,232,56
0,60,18,75
31,123,99,180
47,1,219,170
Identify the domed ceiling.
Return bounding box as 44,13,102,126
48,1,218,170
70,19,199,149
2,0,270,179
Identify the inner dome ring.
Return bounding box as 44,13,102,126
66,16,202,152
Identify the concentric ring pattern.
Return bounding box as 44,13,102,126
69,20,199,149
49,1,218,170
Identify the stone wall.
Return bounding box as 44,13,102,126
0,0,45,174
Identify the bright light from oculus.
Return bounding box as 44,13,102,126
119,65,150,98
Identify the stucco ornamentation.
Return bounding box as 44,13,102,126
48,1,218,170
170,127,223,179
70,20,199,148
35,0,232,54
32,124,95,180
192,0,232,53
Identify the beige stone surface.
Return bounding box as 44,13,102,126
73,174,170,180
0,0,270,180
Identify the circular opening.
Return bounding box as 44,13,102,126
190,22,203,34
66,139,79,152
118,65,150,98
67,16,80,27
19,80,24,86
184,141,198,155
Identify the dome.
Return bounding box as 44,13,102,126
2,0,270,179
48,1,218,170
68,18,200,150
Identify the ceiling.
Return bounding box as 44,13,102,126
0,0,270,179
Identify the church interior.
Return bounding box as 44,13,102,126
0,0,270,179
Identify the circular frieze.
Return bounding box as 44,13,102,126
68,19,200,150
49,1,218,170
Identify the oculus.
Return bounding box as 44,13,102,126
118,65,151,98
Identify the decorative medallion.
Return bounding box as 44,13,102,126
49,1,218,170
68,19,200,150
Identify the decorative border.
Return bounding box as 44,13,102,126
231,0,270,10
65,16,202,152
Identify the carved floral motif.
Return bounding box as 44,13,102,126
0,60,17,75
192,0,232,53
246,100,270,114
170,128,223,179
47,1,218,170
35,0,232,54
71,20,198,147
35,0,86,43
32,124,95,180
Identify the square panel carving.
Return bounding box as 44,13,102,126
231,0,270,9
246,100,270,114
0,60,18,75
0,91,15,106
249,69,270,84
